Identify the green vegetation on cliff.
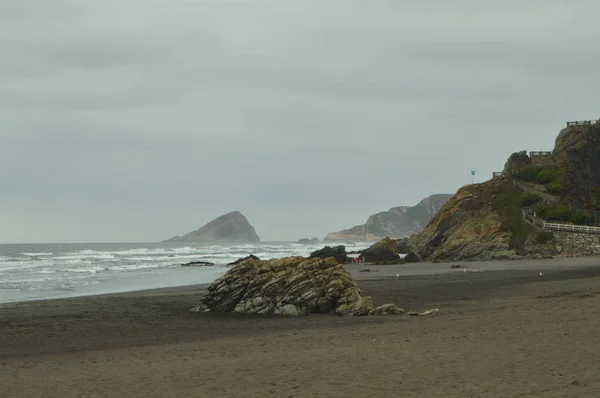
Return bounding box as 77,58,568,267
491,183,532,240
515,163,569,193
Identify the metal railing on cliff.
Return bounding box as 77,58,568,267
566,120,599,127
522,209,600,234
541,222,600,234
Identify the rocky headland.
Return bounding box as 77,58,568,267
324,194,452,242
408,120,600,261
164,211,260,242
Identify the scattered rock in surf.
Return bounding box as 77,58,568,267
181,261,215,267
368,304,404,316
407,308,439,316
450,264,467,269
192,255,400,316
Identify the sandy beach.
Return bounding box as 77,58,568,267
3,260,600,397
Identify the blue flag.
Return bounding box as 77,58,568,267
471,170,476,176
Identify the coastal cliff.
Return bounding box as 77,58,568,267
409,121,600,261
324,194,452,242
164,211,260,242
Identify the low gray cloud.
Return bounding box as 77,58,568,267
1,0,600,242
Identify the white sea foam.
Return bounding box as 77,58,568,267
0,241,373,300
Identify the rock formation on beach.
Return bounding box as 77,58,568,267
359,237,403,264
164,211,260,242
309,245,348,264
193,255,403,316
324,194,453,242
408,120,600,261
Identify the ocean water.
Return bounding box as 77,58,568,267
0,241,371,303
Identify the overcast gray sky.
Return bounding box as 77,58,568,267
1,0,599,243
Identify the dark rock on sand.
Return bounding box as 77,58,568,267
309,245,348,264
360,238,402,264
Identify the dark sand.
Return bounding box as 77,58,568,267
3,265,600,397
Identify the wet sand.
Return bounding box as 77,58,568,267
3,262,600,397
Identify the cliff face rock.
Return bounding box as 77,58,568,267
552,124,600,209
324,194,453,242
164,211,260,242
410,179,557,261
192,256,394,316
503,150,531,175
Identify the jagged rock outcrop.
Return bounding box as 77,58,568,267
395,237,413,254
164,211,260,242
192,256,384,316
552,124,600,209
503,150,531,176
324,194,453,242
309,245,348,264
227,254,260,266
359,237,403,264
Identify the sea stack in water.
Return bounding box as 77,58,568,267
164,211,260,242
192,256,402,316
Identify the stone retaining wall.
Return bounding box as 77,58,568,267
553,231,600,255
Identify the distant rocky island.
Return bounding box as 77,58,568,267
164,211,260,242
323,194,453,242
407,119,600,261
297,237,320,245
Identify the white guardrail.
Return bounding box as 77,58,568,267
542,222,600,234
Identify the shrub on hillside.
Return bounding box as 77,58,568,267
536,168,556,184
516,165,541,182
546,183,564,194
519,192,541,206
545,205,572,222
572,212,593,225
534,203,549,218
491,183,532,239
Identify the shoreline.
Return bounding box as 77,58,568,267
2,256,600,305
1,256,599,307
